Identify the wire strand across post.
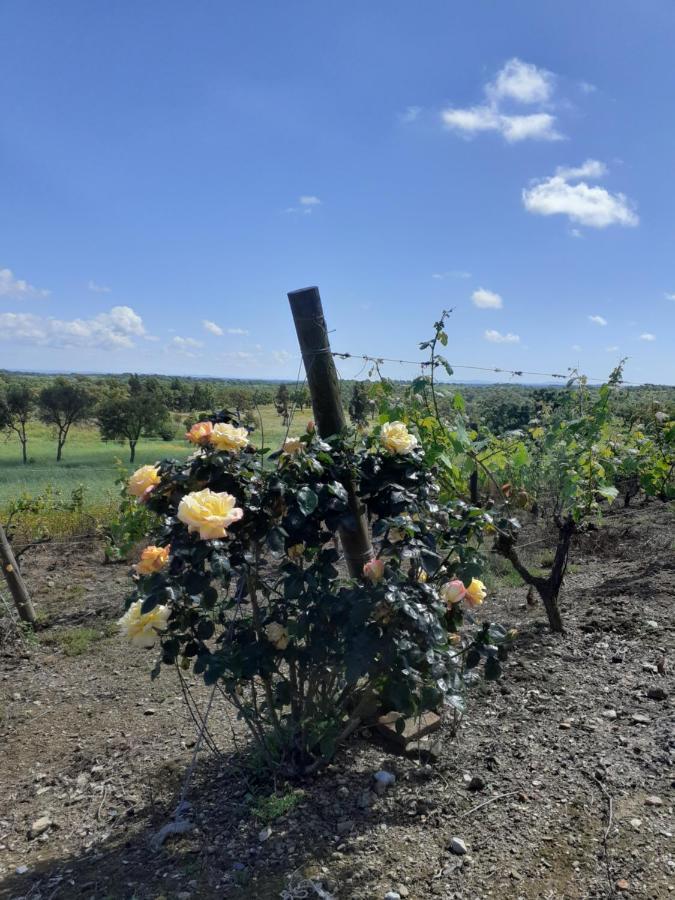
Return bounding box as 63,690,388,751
288,286,374,577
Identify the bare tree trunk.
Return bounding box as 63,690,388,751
0,523,36,627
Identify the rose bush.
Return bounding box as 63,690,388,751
119,412,510,774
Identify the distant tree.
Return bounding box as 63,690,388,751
0,383,36,464
292,387,310,412
190,382,214,412
97,383,170,462
348,383,369,427
39,378,96,461
275,384,290,426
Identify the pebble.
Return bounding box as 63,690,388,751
601,709,618,720
616,878,630,891
645,620,659,630
15,866,28,875
645,795,663,807
384,893,401,900
143,708,156,716
258,826,272,842
631,713,650,725
373,770,396,795
29,817,53,839
449,837,467,855
630,818,642,829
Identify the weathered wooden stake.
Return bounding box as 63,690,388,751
288,286,374,577
0,523,36,627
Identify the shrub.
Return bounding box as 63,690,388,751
120,415,510,775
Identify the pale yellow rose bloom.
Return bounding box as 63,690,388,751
381,421,418,455
118,600,170,648
464,578,487,608
128,465,161,498
177,489,244,540
135,545,170,576
265,622,289,650
211,422,249,453
282,437,304,455
185,421,214,445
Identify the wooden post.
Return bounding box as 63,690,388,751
0,523,36,627
288,286,374,577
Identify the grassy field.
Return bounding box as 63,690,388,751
0,406,297,513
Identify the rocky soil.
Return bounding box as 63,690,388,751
0,503,673,899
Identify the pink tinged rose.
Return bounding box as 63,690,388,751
185,421,214,445
363,558,385,583
440,579,467,605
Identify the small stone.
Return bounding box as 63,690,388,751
630,818,642,829
357,791,372,809
645,620,658,630
616,879,630,891
449,837,467,855
384,893,401,900
642,663,658,674
601,709,618,720
397,887,410,898
29,817,52,839
647,687,667,701
645,795,663,807
258,825,272,842
631,713,650,725
337,785,349,798
559,721,573,730
15,866,28,875
373,770,396,795
144,708,156,716
467,775,486,792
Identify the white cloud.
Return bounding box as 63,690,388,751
588,315,607,326
640,333,656,341
227,327,249,335
272,349,293,364
87,279,112,294
665,292,675,301
440,58,562,143
523,165,638,229
472,288,503,309
579,81,597,95
605,345,619,352
441,106,560,142
487,58,554,105
202,319,224,336
399,105,421,124
299,195,321,206
572,344,582,351
432,270,471,280
0,305,146,350
499,113,560,143
169,336,204,357
484,329,520,344
0,267,50,299
555,159,607,180
286,196,321,215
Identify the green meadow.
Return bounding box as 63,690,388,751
0,406,296,514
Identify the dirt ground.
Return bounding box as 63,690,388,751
0,503,673,900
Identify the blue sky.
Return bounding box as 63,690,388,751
1,1,674,384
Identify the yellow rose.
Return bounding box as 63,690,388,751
381,421,418,455
128,465,160,498
265,622,289,650
177,489,244,540
135,545,170,576
211,422,249,453
464,578,487,608
282,437,304,455
287,542,306,561
118,600,169,648
185,421,214,445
